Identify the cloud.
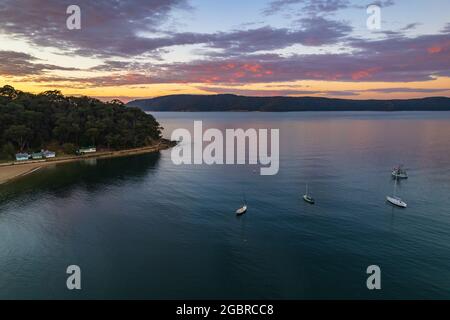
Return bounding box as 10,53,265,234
160,30,450,84
31,27,450,86
401,23,421,31
90,61,141,72
197,86,361,96
180,86,450,97
0,50,78,76
4,1,446,88
347,33,450,81
353,0,395,9
73,17,351,58
372,22,421,37
365,87,449,93
263,0,395,16
0,0,190,57
263,0,350,15
371,0,395,7
203,17,351,55
0,1,351,57
196,86,322,96
442,23,450,33
325,90,360,96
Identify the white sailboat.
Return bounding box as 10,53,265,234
303,184,315,204
386,179,407,208
236,194,247,216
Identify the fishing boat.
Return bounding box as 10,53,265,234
303,184,315,204
386,179,407,208
392,165,408,179
236,194,247,216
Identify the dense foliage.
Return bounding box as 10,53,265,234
0,85,162,160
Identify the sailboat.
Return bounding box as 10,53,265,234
303,184,315,204
236,194,247,216
392,165,408,179
386,178,407,208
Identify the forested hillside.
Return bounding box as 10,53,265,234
128,94,450,112
0,85,161,160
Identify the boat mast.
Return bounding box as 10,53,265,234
393,178,397,197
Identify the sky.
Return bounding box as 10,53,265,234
0,0,449,101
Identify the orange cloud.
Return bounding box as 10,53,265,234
427,40,450,54
351,67,380,80
242,64,262,73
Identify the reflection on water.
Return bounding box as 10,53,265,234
1,112,450,299
0,153,161,207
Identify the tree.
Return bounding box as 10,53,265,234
109,99,124,106
0,85,20,99
62,143,77,155
0,85,163,159
4,125,32,151
86,128,99,145
1,143,15,160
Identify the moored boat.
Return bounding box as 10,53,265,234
303,184,315,204
236,204,248,216
386,195,407,208
236,194,248,216
386,179,407,208
392,165,408,179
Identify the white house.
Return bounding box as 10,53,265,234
78,147,97,155
16,153,30,161
43,150,56,158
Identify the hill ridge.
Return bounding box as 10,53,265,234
127,94,450,112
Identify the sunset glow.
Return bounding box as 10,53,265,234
1,0,449,101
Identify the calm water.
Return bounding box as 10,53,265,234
1,112,450,299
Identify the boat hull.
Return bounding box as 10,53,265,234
303,195,315,204
392,172,408,179
386,196,407,208
236,205,247,216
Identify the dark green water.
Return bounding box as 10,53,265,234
1,112,450,299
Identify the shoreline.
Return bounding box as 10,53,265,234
0,141,175,186
145,110,450,113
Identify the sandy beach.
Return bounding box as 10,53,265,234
0,163,44,185
0,142,174,186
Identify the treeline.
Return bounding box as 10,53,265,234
128,94,450,112
0,85,162,160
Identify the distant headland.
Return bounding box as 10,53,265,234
127,94,450,112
